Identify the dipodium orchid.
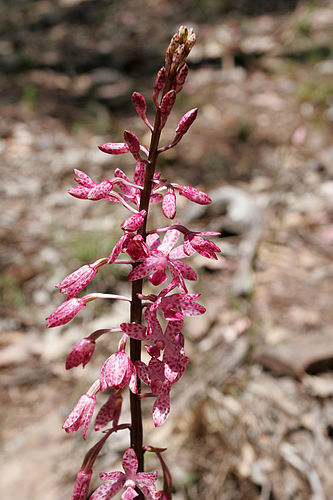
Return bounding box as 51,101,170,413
47,26,221,499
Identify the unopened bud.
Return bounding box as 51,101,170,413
176,108,198,136
174,63,188,93
123,130,140,155
164,47,173,72
121,210,146,232
131,92,146,119
162,188,176,219
178,25,189,44
98,142,129,155
153,67,167,102
159,90,176,129
184,32,196,58
178,185,211,205
171,44,185,71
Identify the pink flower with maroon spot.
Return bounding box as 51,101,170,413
136,358,172,427
90,448,160,500
184,231,221,259
108,233,149,264
100,351,137,394
68,169,97,199
158,292,206,321
126,228,196,291
63,380,99,439
66,337,95,369
121,319,188,383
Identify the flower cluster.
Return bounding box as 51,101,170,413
47,26,221,499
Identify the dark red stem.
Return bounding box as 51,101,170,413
129,78,174,492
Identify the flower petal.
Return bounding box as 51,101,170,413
90,478,123,500
121,323,147,340
122,448,138,477
153,393,170,427
126,258,159,281
159,229,180,254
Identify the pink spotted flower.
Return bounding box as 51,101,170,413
90,448,161,500
136,358,173,427
121,319,188,383
167,226,221,260
63,380,100,439
126,228,197,291
144,282,206,337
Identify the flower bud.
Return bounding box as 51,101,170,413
164,47,173,72
175,108,198,136
131,92,147,119
133,161,145,188
177,185,211,205
174,63,188,93
46,298,87,328
56,264,99,298
159,90,176,129
98,142,130,154
66,337,96,369
171,44,185,71
162,188,176,219
153,67,167,101
178,25,189,44
123,130,140,156
121,210,146,231
184,30,196,57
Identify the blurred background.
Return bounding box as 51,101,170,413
1,0,333,498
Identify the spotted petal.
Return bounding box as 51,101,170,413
122,448,138,477
153,393,170,427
